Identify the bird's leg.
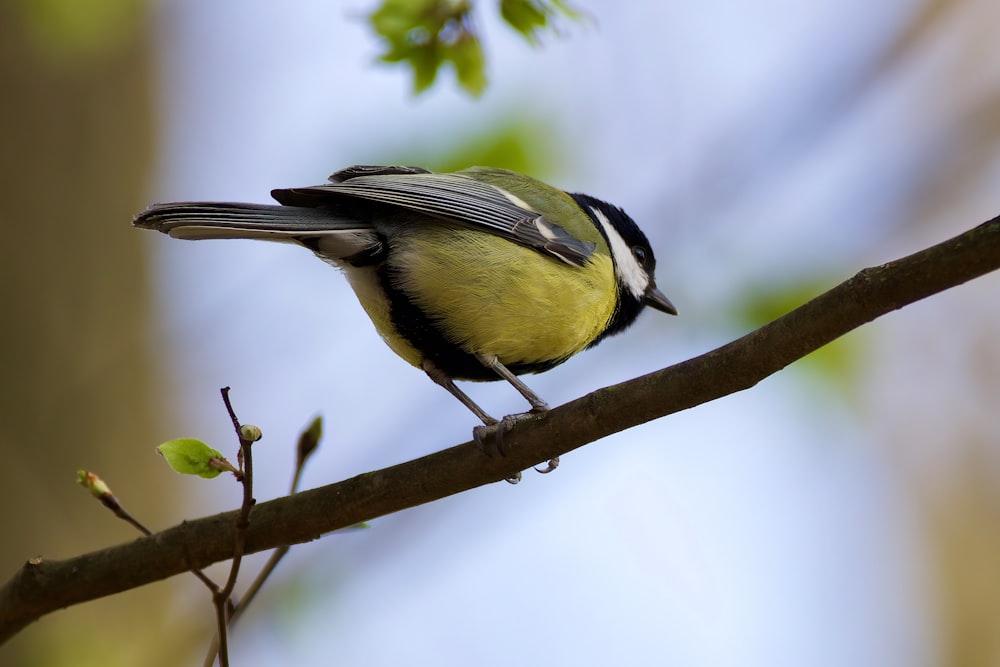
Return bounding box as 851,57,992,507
421,359,516,475
475,354,558,474
422,359,497,427
422,357,557,480
474,354,549,412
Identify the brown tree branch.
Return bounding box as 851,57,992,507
1,214,998,643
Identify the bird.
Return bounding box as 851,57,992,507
134,165,676,471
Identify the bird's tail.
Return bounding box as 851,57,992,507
133,202,354,241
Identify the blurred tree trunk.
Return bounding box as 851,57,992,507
927,470,1000,667
0,3,189,665
884,3,1000,665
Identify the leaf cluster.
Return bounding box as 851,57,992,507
368,0,579,96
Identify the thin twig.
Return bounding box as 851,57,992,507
78,472,221,593
203,416,322,662
228,418,321,622
206,387,259,667
218,387,257,604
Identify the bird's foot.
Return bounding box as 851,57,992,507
471,410,553,484
472,411,537,457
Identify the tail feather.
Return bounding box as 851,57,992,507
132,202,365,241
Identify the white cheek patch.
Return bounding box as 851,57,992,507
591,207,649,298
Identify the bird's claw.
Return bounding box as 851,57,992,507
534,457,559,474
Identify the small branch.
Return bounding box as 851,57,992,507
228,416,319,622
2,214,998,643
203,416,323,663
77,471,221,593
220,386,243,438
208,387,260,667
217,387,257,603
85,474,154,537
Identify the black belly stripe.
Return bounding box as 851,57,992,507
376,262,565,381
376,262,493,380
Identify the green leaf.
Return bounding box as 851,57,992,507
368,0,584,95
411,46,442,94
369,0,427,35
368,0,487,96
156,438,226,479
344,522,371,531
450,32,486,96
500,0,548,42
499,0,581,44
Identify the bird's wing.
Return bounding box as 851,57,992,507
271,166,596,267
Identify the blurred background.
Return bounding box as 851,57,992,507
2,0,999,665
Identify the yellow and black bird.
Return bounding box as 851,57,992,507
134,165,676,462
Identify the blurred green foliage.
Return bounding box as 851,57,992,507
733,280,865,399
13,0,142,62
368,0,579,96
376,114,566,177
499,0,581,44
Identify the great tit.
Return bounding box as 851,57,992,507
134,165,676,456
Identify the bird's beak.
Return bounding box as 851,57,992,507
644,285,678,315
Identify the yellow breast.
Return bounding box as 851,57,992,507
386,227,618,368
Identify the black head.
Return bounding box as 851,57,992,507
568,193,676,344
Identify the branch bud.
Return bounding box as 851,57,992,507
239,424,262,443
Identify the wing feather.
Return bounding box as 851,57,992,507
272,168,595,267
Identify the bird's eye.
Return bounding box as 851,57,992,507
632,245,647,265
